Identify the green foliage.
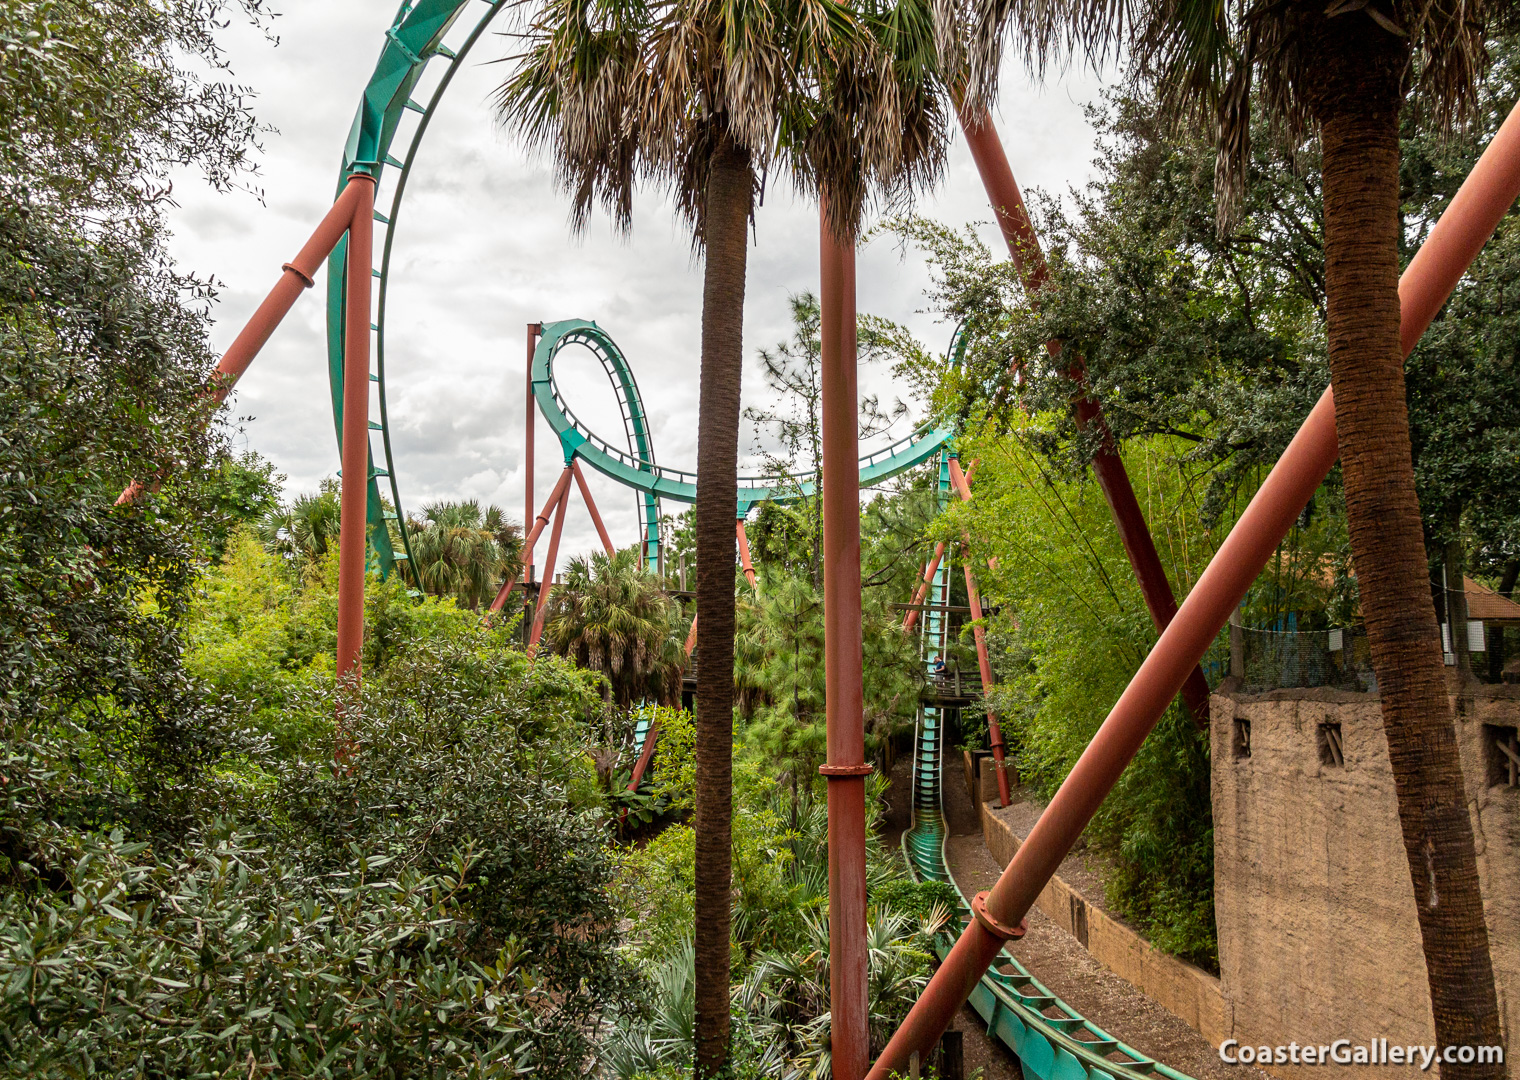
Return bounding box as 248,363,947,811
646,704,697,812
2,4,640,1076
944,430,1225,969
199,450,283,559
184,530,548,758
615,824,697,966
404,500,524,611
892,91,1329,525
2,831,547,1078
258,480,342,570
615,761,807,968
0,0,270,848
1407,210,1520,567
0,0,267,216
736,567,921,781
185,530,312,752
870,878,960,923
544,547,685,706
740,905,948,1072
3,642,637,1079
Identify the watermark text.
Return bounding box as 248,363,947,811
1220,1039,1504,1070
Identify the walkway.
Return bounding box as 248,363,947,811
939,807,1271,1080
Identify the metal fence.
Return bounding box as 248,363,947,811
1238,624,1379,694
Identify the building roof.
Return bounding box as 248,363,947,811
1464,577,1520,623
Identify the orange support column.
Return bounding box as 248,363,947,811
963,562,1012,806
490,465,572,612
335,174,377,711
736,519,758,588
526,474,572,655
819,206,870,1080
524,323,542,581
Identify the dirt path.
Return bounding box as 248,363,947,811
943,833,1269,1080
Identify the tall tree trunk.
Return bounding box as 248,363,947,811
1490,559,1518,684
1444,505,1472,680
692,132,751,1079
1308,23,1502,1075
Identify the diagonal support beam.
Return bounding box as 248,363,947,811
948,459,1012,808
490,465,573,612
572,459,616,556
526,473,573,655
903,542,949,632
960,107,1211,727
117,178,372,507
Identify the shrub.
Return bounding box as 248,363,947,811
871,879,961,923
1,829,557,1078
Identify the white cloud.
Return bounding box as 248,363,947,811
168,1,1109,563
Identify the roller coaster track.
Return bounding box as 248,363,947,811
902,493,1197,1080
325,0,954,579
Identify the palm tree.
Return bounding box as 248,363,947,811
499,3,949,1072
259,482,342,566
404,500,523,610
954,0,1503,1065
544,547,685,706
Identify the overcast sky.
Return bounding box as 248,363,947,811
166,1,1111,564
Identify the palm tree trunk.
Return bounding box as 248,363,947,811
692,132,751,1079
1489,558,1518,684
1444,505,1472,679
1311,27,1502,1075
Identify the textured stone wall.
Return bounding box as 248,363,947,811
1211,681,1519,1079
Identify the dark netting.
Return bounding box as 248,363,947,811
1239,625,1378,693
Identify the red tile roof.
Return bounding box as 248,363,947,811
1465,577,1520,623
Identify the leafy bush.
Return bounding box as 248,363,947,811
1,831,548,1078
3,636,634,1079
871,879,961,923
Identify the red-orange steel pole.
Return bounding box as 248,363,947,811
618,715,664,826
819,205,870,1080
948,457,997,570
869,98,1520,1080
903,542,948,632
963,561,1012,807
960,108,1211,728
526,475,572,655
524,323,542,581
116,180,369,506
947,458,1011,806
736,519,758,588
572,459,616,556
335,175,377,714
490,465,573,612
